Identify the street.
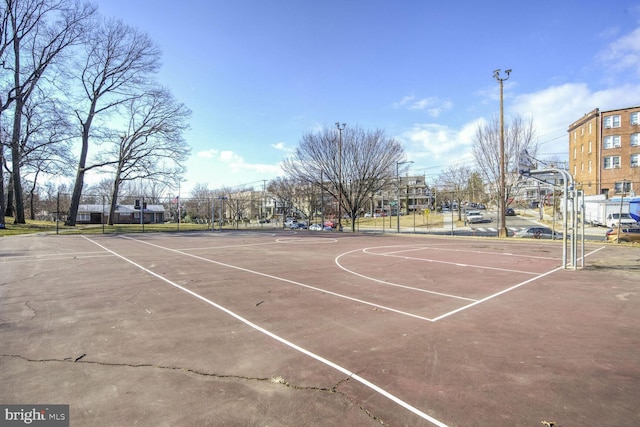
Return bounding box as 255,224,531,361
431,208,608,241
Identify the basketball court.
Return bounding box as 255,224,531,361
1,231,638,426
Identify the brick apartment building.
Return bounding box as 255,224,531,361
568,106,640,196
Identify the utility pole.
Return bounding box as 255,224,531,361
617,179,628,242
320,170,324,229
493,68,511,238
336,122,346,231
396,160,413,233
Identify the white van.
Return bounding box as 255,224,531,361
606,213,637,228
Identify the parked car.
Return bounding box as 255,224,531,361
296,221,308,229
309,223,322,231
514,226,561,239
605,226,640,243
477,204,486,210
465,211,484,224
505,208,516,216
284,220,298,229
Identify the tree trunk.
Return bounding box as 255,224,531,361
10,13,25,224
108,177,122,226
65,119,93,226
0,144,5,228
29,176,38,220
5,174,14,217
11,129,25,223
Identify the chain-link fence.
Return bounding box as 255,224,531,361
19,192,283,233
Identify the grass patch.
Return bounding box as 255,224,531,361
2,213,446,236
0,217,216,236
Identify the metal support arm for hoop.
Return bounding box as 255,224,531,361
518,151,583,270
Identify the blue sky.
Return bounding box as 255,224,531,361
94,0,640,195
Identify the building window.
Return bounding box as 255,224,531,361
589,140,592,152
614,181,632,194
604,115,621,128
632,154,639,168
631,112,640,125
588,159,592,173
604,135,621,149
604,156,621,169
573,147,577,159
631,133,639,146
589,122,592,134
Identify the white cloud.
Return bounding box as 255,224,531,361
271,141,296,154
400,122,476,171
598,27,640,75
510,82,640,157
196,148,218,158
184,148,284,194
392,95,415,109
393,95,453,117
511,83,591,135
219,150,244,164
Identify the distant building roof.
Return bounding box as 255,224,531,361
77,204,165,214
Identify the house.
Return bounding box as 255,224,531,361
568,106,640,196
76,203,165,224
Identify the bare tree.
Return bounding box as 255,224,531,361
267,176,326,227
220,186,252,228
65,17,161,226
283,125,405,231
436,164,474,220
190,182,210,200
18,90,75,218
467,171,486,205
83,178,112,203
267,177,294,212
186,182,213,222
0,0,94,224
94,88,190,225
292,181,321,224
472,114,537,209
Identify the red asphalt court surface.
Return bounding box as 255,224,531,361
1,230,639,427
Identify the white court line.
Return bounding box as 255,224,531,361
178,241,279,251
378,244,559,261
174,236,336,252
81,235,450,427
431,245,608,321
336,248,477,302
118,236,436,322
363,248,541,276
275,237,338,244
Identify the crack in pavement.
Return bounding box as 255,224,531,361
1,353,390,426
